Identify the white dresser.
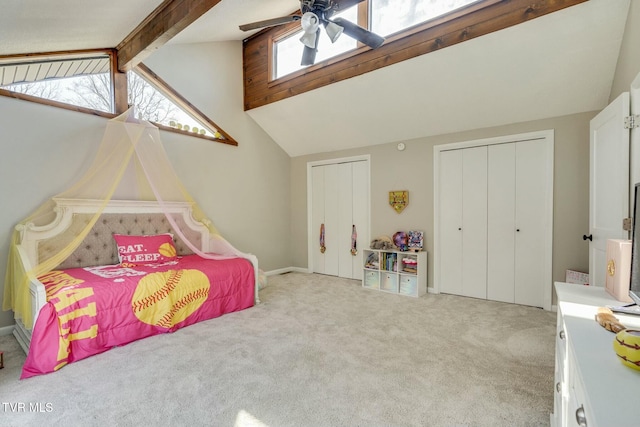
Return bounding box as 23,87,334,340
553,282,640,427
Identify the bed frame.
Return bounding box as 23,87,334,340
12,198,259,353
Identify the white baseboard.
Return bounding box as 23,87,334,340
265,267,309,276
0,325,15,336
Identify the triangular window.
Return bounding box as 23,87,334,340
0,51,235,145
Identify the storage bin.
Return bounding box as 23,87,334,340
380,273,398,292
364,271,379,289
399,275,418,296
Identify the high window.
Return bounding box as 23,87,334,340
272,0,481,80
274,6,358,79
0,53,113,112
370,0,481,36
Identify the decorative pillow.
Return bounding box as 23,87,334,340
113,233,177,265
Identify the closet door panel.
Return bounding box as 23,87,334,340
487,143,516,303
338,163,354,279
312,166,326,274
514,140,547,307
324,163,340,276
439,150,463,295
462,147,488,299
351,161,368,281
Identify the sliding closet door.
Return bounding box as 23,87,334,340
439,150,463,295
436,133,552,308
461,147,488,299
312,164,339,276
338,163,354,279
311,160,368,280
514,140,548,307
487,143,516,303
439,147,488,298
337,161,368,280
350,161,368,281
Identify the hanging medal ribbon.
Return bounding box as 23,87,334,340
351,224,358,256
320,223,326,253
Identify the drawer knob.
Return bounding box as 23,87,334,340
576,405,587,427
559,330,565,340
556,382,561,393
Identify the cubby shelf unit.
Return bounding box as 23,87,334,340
363,249,427,297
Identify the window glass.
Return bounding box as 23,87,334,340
128,71,218,138
275,6,358,79
370,0,481,37
0,58,218,138
0,55,113,113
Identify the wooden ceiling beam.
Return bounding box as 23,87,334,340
116,0,222,72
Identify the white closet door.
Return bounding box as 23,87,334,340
338,163,354,278
462,146,488,299
311,166,326,274
514,140,548,307
311,160,369,280
487,143,516,303
323,163,340,276
439,150,463,295
351,161,368,281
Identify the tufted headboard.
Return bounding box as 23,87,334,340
17,199,210,271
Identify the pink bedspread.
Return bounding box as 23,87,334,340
22,255,254,379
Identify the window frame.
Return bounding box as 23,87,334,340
268,0,496,85
0,49,237,146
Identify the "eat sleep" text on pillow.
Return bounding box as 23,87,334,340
113,233,177,265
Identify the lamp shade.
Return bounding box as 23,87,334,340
300,12,320,33
300,31,317,49
324,20,343,43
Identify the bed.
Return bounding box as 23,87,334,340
11,198,259,378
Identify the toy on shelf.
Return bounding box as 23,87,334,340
393,231,408,251
408,230,424,252
370,235,395,250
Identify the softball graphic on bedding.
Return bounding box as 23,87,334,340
131,269,210,328
158,242,177,258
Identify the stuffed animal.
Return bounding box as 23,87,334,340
370,235,395,250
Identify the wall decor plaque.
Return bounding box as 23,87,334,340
389,191,409,213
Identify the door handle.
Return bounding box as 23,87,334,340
583,234,593,241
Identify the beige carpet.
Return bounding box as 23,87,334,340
0,272,556,426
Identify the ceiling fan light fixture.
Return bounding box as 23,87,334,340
324,20,344,43
300,12,320,33
300,31,318,49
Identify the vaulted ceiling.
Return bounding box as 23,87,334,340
0,0,632,157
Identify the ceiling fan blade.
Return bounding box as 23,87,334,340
239,15,301,31
331,17,385,49
301,28,321,66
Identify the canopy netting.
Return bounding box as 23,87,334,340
3,109,251,329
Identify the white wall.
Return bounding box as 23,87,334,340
145,41,292,271
610,0,640,101
0,41,291,329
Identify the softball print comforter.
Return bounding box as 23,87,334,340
21,255,254,379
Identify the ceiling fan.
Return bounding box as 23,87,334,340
239,0,385,66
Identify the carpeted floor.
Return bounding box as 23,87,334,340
0,272,556,426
